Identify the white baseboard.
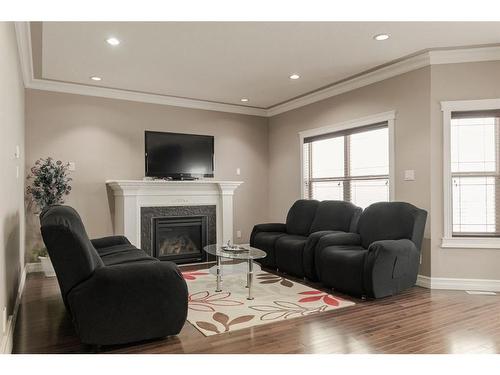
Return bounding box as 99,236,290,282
417,274,500,292
0,316,14,354
0,264,28,354
416,275,432,289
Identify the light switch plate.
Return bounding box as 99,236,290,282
236,230,242,239
404,170,415,181
236,168,241,176
14,145,20,159
68,162,76,171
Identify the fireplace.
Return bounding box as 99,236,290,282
140,205,217,264
108,181,242,256
152,216,208,263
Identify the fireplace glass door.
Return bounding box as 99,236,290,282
152,216,208,264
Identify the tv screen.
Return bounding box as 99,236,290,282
145,131,214,179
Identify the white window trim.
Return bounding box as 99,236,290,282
441,98,500,250
298,110,396,202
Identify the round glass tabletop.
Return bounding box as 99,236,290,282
203,243,267,260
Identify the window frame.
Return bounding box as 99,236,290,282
299,111,396,204
441,98,500,249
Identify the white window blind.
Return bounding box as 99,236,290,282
303,123,389,208
451,111,500,237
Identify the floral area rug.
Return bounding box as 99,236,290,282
182,269,355,336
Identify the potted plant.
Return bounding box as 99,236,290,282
26,157,72,277
33,247,56,277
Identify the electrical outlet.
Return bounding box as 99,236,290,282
2,306,6,334
14,145,20,159
236,230,242,239
236,168,241,176
419,253,422,265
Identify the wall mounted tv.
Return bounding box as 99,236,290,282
145,131,214,180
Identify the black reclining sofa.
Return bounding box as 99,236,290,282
250,200,427,299
40,205,188,346
316,202,427,298
250,200,362,278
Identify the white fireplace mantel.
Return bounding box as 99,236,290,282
106,179,243,248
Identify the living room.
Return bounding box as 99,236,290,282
1,1,500,373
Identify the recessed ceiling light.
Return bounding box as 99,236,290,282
289,74,300,80
106,37,120,46
240,98,249,102
90,76,102,81
373,34,390,41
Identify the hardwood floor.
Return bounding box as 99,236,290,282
12,267,500,354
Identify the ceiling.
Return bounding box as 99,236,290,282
36,22,500,109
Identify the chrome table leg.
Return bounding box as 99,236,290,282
247,259,254,300
215,255,222,292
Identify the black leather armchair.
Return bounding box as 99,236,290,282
317,202,427,298
40,205,188,346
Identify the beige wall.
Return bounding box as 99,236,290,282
0,22,25,334
430,61,500,279
24,58,500,282
268,67,432,276
25,90,269,254
268,61,500,281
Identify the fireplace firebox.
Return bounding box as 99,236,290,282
140,205,217,264
152,216,208,264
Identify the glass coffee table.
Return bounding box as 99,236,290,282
203,244,266,300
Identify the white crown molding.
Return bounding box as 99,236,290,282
266,53,430,117
429,46,500,65
267,46,500,117
15,22,500,118
14,22,267,117
14,21,34,87
27,78,268,116
417,274,500,292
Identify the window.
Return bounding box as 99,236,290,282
450,111,500,237
442,99,500,249
303,123,390,208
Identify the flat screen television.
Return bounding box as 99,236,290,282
145,131,214,179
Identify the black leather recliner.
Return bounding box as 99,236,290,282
250,200,362,278
316,202,427,298
40,205,188,346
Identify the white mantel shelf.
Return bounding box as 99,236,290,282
106,179,243,248
106,179,243,195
